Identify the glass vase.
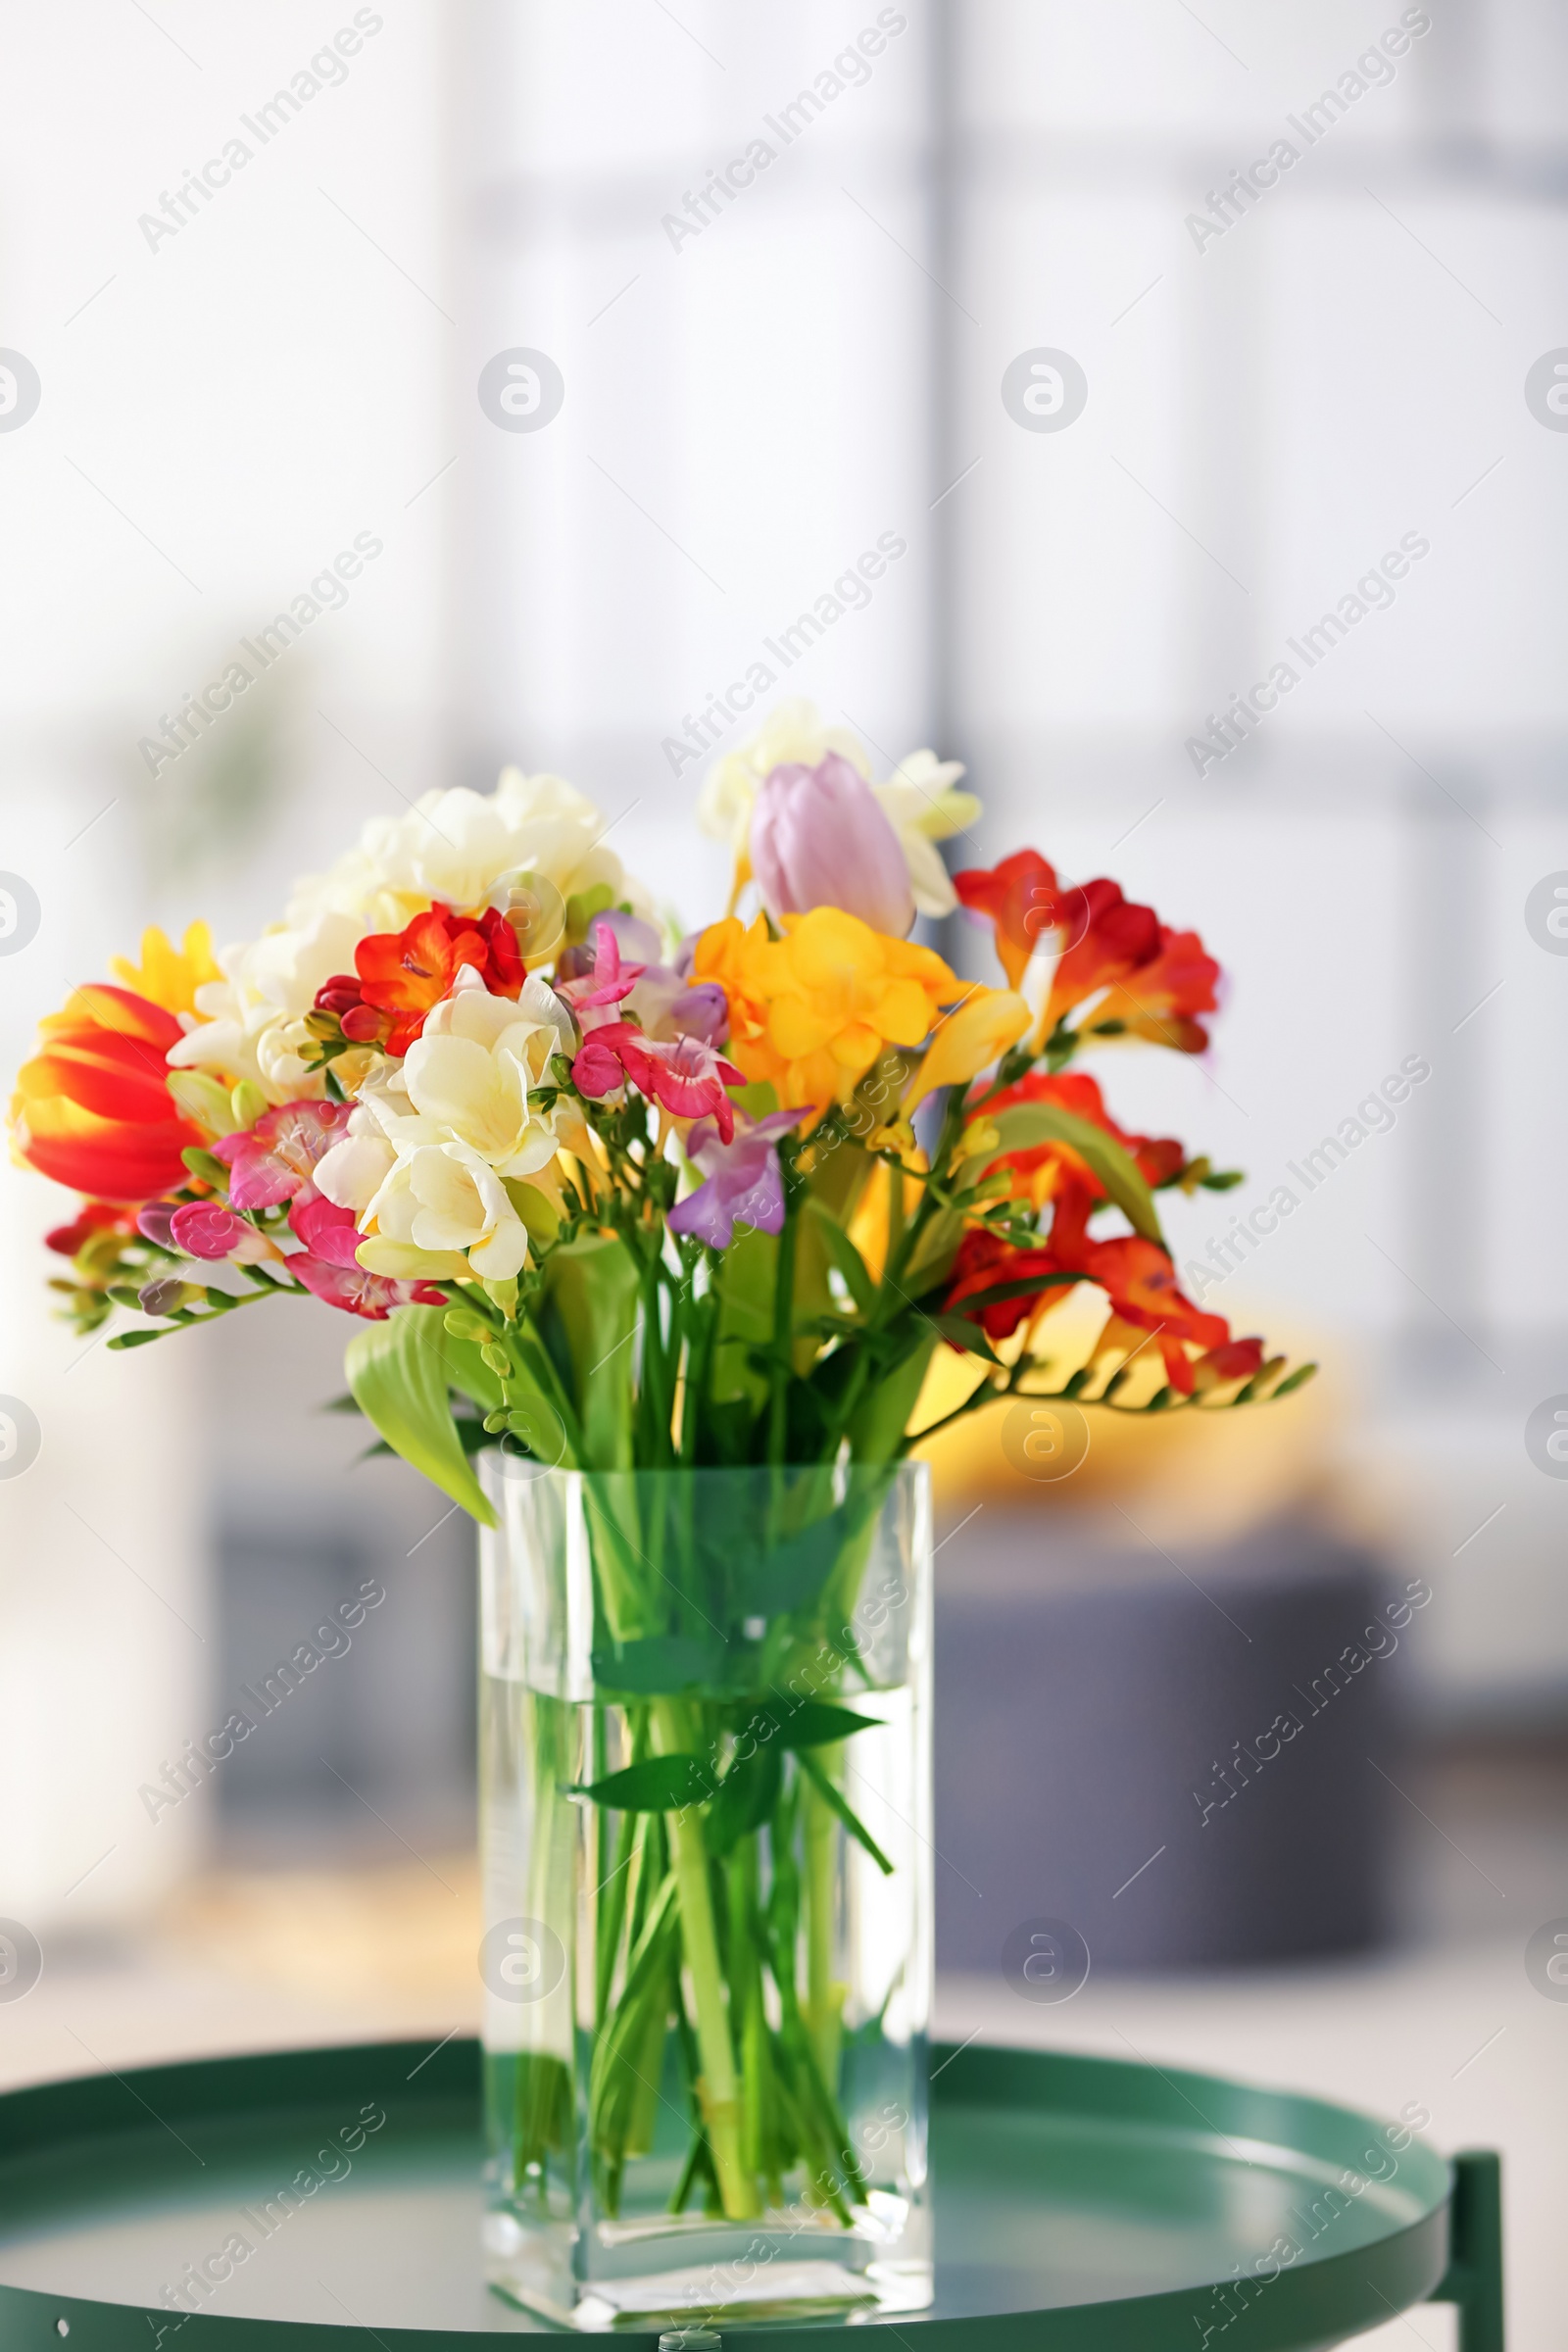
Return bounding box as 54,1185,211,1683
478,1457,933,2330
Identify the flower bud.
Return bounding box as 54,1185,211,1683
138,1276,202,1317
750,753,915,937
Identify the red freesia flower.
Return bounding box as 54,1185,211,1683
1040,878,1160,1036
983,1070,1184,1257
1091,925,1220,1054
45,1201,132,1255
1078,1236,1259,1396
953,850,1061,989
943,1224,1263,1394
10,985,203,1201
943,1226,1071,1341
341,905,524,1054
955,852,1219,1054
1195,1335,1267,1385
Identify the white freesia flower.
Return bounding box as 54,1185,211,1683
400,994,562,1179
359,767,643,918
166,770,646,1102
166,908,365,1102
322,973,577,1283
697,699,980,918
315,1108,397,1215
421,969,575,1067
359,1140,530,1281
870,749,981,919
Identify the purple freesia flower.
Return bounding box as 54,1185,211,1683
136,1199,181,1249
663,981,728,1046
668,1106,808,1250
750,752,914,937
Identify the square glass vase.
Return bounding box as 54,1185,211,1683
478,1457,933,2330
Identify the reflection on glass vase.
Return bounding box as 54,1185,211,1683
478,1457,933,2331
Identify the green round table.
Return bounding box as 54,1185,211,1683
0,2037,1502,2350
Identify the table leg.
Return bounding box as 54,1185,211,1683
1429,2150,1504,2352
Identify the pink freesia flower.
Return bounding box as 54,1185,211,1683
570,1032,627,1101
751,752,915,938
169,1201,251,1259
668,1107,807,1249
572,1022,744,1142
291,1254,447,1318
562,917,729,1047
287,1191,365,1268
213,1100,353,1210
557,918,645,1020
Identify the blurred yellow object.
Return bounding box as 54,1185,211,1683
909,1303,1339,1550
162,1854,480,2005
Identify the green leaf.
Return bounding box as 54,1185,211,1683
433,1323,507,1417
502,1178,562,1248
570,1754,715,1811
731,1079,779,1121
803,1120,875,1225
590,1634,727,1692
541,1232,639,1469
977,1102,1165,1246
733,1507,848,1615
180,1146,230,1190
797,1751,893,1875
927,1311,1004,1365
936,1272,1080,1318
848,1328,941,1464
1269,1361,1318,1396
753,1698,880,1750
344,1303,496,1526
704,1744,783,1857
710,1223,776,1412
806,1200,876,1316
789,1193,837,1377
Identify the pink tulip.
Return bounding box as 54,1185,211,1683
750,753,914,937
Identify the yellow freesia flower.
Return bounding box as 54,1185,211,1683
902,987,1032,1114
693,907,957,1113
108,921,221,1019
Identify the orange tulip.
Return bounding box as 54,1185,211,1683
10,985,201,1201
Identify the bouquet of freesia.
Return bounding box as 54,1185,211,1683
10,702,1309,2294
14,701,1306,1470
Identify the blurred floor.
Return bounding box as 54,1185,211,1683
0,1737,1561,2348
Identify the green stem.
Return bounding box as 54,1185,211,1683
654,1702,759,2219
802,1761,843,2092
